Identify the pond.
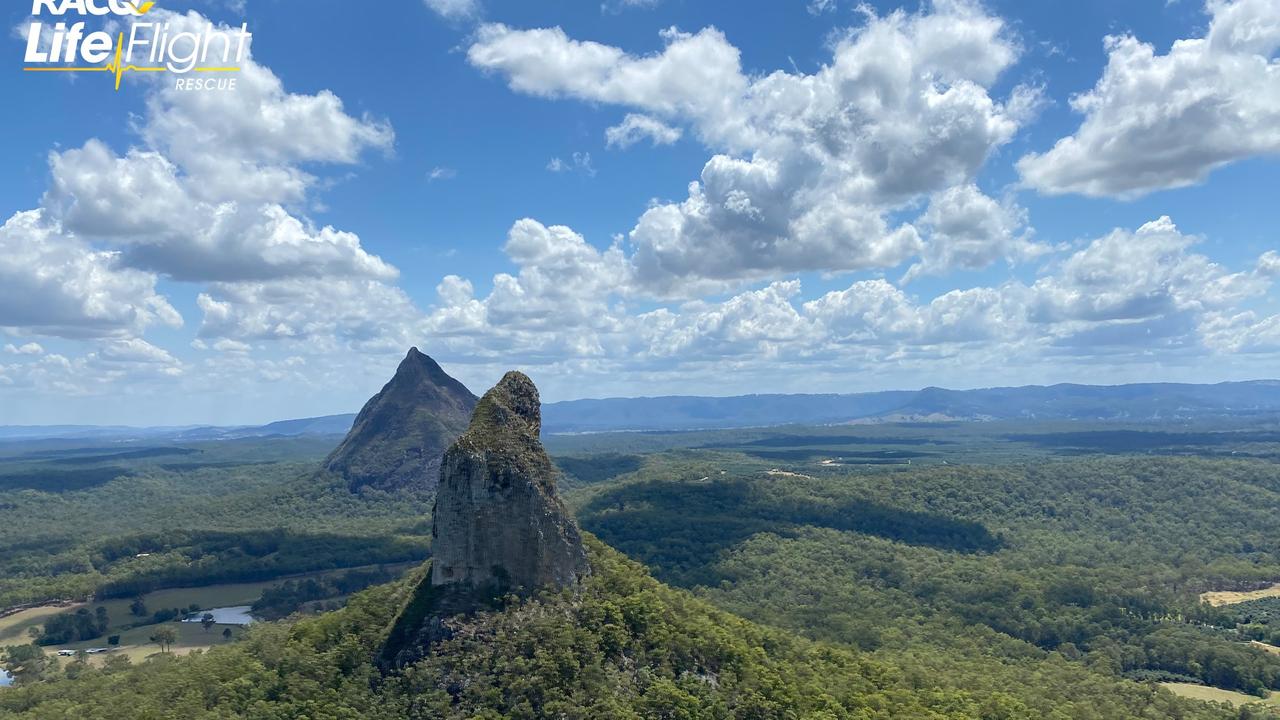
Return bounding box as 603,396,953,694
181,606,254,625
0,668,12,687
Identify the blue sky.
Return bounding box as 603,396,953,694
0,0,1277,425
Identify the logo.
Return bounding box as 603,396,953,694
22,0,249,91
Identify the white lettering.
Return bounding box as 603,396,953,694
49,22,65,63
63,22,85,60
127,22,151,64
81,30,112,63
24,22,48,63
166,30,198,73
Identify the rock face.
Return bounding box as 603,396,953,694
379,371,589,670
324,348,477,493
431,371,590,592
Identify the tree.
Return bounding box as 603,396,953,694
130,598,147,617
1,644,51,685
150,627,177,654
201,613,216,634
95,606,109,635
222,627,233,642
107,635,120,646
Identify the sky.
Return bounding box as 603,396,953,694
0,0,1278,426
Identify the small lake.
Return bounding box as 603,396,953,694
182,606,254,625
0,668,12,687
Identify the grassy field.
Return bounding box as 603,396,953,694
1202,583,1280,606
1253,641,1280,656
0,569,394,670
1161,682,1280,708
0,577,283,648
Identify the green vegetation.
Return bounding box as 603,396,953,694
251,566,403,620
572,452,1280,706
3,419,1280,717
0,541,1245,719
0,436,433,607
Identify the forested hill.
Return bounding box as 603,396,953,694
541,380,1280,431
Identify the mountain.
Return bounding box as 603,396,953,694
380,371,589,669
542,391,916,432
0,417,356,443
7,379,1280,443
323,348,478,493
540,380,1280,432
246,414,356,437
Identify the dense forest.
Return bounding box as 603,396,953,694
573,454,1280,700
0,541,1249,719
1,422,1279,716
0,438,434,607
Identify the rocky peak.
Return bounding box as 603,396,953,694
380,371,589,670
431,371,589,591
324,348,477,493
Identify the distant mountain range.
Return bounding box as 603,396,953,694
0,414,357,443
4,380,1279,441
541,380,1280,432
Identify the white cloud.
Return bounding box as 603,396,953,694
904,184,1045,282
142,12,393,178
423,0,479,20
1029,217,1264,327
33,11,396,287
1200,309,1280,353
415,215,1274,394
1018,0,1280,197
0,211,182,339
605,114,683,148
197,277,423,353
546,152,596,176
6,6,405,368
99,338,179,365
469,2,1036,295
424,219,629,359
4,343,44,356
1259,250,1280,277
602,0,662,12
45,140,398,283
428,166,458,181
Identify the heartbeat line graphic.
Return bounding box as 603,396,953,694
23,32,238,91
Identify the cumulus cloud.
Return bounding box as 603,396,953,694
0,211,182,339
417,214,1273,395
605,114,683,149
36,10,396,287
45,140,397,283
1029,217,1264,326
197,278,423,353
1259,250,1280,277
4,343,44,356
904,185,1045,282
4,7,408,368
469,2,1037,295
1018,0,1280,197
